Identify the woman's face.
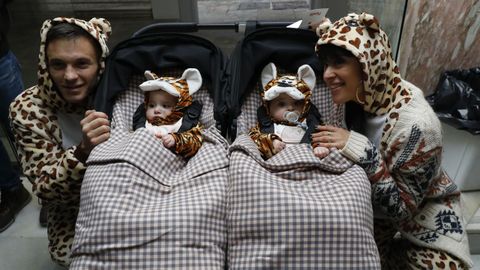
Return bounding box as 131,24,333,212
268,93,305,122
322,55,364,105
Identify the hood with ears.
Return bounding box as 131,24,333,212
38,17,111,113
260,62,316,120
316,12,412,117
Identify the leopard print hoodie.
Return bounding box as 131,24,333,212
9,17,111,267
316,13,472,267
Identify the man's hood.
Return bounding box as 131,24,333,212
37,17,111,112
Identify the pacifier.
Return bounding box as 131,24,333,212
283,111,307,130
284,111,299,122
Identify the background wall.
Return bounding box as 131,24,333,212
398,0,480,95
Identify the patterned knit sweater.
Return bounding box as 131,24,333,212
316,13,472,267
341,82,472,266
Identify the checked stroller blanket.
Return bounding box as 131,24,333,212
227,135,381,269
70,75,229,269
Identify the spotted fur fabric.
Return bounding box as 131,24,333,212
9,17,110,267
316,13,472,267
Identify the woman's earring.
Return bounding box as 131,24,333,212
356,83,366,105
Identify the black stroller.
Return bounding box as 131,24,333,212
225,27,381,269
70,26,230,269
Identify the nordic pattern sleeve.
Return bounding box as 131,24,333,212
171,123,204,158
9,103,86,204
248,125,281,159
340,125,442,222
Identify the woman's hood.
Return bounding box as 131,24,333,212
316,12,412,116
37,17,111,112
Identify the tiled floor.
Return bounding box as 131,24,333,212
0,180,64,270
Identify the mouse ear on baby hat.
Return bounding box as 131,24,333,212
144,70,159,80
297,64,316,91
181,68,203,96
261,62,278,90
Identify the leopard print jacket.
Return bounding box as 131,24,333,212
316,13,472,267
9,17,110,267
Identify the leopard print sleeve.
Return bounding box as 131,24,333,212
9,89,86,204
170,123,204,159
248,125,281,160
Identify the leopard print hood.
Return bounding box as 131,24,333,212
316,13,412,118
37,17,111,113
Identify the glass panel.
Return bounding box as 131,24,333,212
197,0,407,59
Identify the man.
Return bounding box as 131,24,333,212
9,17,111,267
0,0,31,233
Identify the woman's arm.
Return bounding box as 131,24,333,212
341,125,443,222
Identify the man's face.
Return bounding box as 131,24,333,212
46,36,100,105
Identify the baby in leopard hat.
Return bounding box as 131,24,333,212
133,68,204,158
249,62,329,159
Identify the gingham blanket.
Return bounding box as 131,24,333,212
70,76,229,269
227,77,380,269
227,135,380,269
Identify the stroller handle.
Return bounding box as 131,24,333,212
132,21,294,37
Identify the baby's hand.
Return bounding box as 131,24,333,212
272,139,286,154
161,134,176,148
314,146,330,158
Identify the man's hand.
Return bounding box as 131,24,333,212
76,110,110,162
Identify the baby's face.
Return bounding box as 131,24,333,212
145,90,177,122
268,93,305,122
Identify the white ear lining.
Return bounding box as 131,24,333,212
261,62,277,90
297,64,316,91
181,68,202,95
144,70,157,80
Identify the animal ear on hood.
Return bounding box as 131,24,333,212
297,64,316,91
261,62,277,90
315,18,333,37
181,68,202,96
358,12,380,32
89,17,112,41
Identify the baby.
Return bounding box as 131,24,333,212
132,68,203,158
249,62,329,159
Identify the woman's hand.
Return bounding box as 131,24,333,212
311,125,350,150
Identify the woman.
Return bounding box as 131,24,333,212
312,13,472,269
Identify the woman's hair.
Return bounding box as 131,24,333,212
46,22,102,61
316,43,356,69
317,44,366,134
